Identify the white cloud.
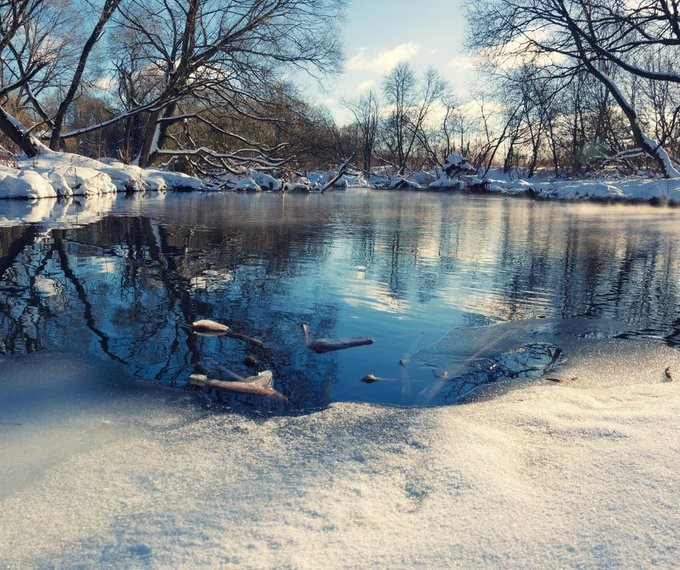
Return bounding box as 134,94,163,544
357,79,375,92
346,42,422,74
448,55,476,71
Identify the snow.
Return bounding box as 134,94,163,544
0,149,202,199
97,158,146,191
486,176,680,203
428,177,464,190
339,173,369,187
3,147,680,205
443,153,475,174
0,167,57,199
388,177,421,190
307,171,327,185
1,335,680,567
234,177,262,192
307,171,369,188
284,182,312,193
407,171,435,186
249,170,281,191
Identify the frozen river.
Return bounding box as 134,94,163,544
2,190,680,566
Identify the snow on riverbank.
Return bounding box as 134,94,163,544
3,148,680,205
0,150,203,199
481,175,680,204
1,336,679,567
373,167,680,205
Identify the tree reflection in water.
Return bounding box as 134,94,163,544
1,192,679,410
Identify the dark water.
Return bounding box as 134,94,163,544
1,190,679,410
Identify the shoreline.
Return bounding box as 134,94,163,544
2,149,680,206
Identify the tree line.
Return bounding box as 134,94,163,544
0,0,347,175
2,0,680,180
468,0,680,178
341,0,680,180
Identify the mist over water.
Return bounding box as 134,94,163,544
1,190,680,409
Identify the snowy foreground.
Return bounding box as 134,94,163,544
1,337,679,567
3,150,680,205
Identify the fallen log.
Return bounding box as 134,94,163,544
188,371,281,397
301,323,374,353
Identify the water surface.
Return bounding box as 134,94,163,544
1,190,679,410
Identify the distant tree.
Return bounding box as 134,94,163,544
343,90,379,173
382,64,447,175
470,0,680,177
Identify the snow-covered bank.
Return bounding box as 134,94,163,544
480,175,680,204
4,148,680,206
369,154,680,204
0,150,203,199
1,336,679,567
378,169,680,204
371,169,680,205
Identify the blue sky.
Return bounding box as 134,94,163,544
312,0,472,123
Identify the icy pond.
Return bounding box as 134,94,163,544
2,190,680,567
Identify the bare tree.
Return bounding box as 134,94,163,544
343,90,379,174
108,0,346,167
382,64,447,175
0,0,63,155
470,0,680,177
0,0,347,171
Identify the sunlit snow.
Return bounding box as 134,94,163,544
1,338,679,567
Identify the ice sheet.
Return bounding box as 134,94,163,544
1,336,680,567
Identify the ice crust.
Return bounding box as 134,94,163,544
1,336,679,567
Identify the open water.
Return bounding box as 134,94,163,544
1,189,679,410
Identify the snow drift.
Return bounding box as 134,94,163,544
0,149,203,199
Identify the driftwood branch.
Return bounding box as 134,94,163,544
189,371,282,398
191,319,264,347
320,153,356,193
301,323,374,353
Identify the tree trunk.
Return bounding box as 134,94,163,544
0,106,40,157
137,99,179,167
48,0,121,151
137,109,163,167
583,62,679,177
